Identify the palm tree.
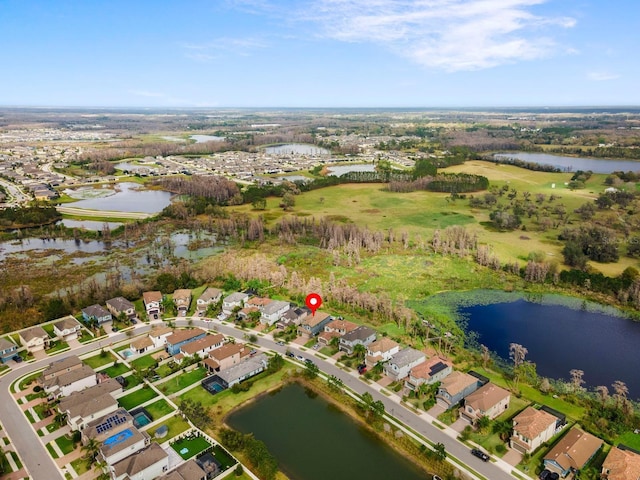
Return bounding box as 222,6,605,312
54,411,67,427
353,344,366,362
82,437,101,465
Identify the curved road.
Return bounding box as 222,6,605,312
0,319,520,480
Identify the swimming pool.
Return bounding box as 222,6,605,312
104,428,133,447
133,411,152,428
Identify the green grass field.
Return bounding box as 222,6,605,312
145,398,174,419
55,435,75,455
159,367,206,395
171,436,211,460
131,353,157,370
103,362,131,377
83,351,116,369
148,415,190,443
118,386,158,410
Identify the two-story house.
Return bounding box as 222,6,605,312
383,347,426,381
365,337,400,367
179,333,224,358
601,445,640,480
111,442,169,480
42,364,97,398
143,291,163,319
338,325,377,354
19,326,50,353
435,371,481,409
131,336,154,355
0,338,18,363
173,289,192,317
196,287,222,313
405,356,452,391
260,300,290,326
297,312,333,339
214,353,268,388
81,304,113,325
106,297,137,320
53,316,82,341
276,306,310,329
459,382,511,424
58,378,122,431
222,292,249,316
149,326,174,349
318,319,358,346
203,343,250,374
543,426,602,478
158,459,207,480
165,329,207,356
510,407,559,454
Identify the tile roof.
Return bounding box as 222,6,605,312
112,442,168,477
301,311,332,328
513,407,557,440
439,371,478,397
388,347,425,368
410,356,452,379
58,378,121,417
143,291,162,303
208,342,245,361
42,355,82,377
180,334,224,355
602,446,640,480
131,336,154,350
367,337,399,354
544,426,603,472
42,364,95,389
464,382,510,412
166,329,205,345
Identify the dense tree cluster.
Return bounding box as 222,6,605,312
156,175,241,203
0,205,60,229
219,428,278,480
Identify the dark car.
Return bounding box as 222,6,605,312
13,355,23,363
285,351,294,358
538,469,551,480
357,363,367,374
304,358,314,365
548,474,559,480
131,319,138,324
471,448,490,462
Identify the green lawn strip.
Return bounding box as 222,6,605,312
45,442,59,459
24,410,36,424
145,399,175,420
473,367,585,420
70,457,90,475
147,415,190,443
114,343,130,353
118,387,159,410
211,445,237,469
18,371,42,391
156,364,174,378
9,451,21,469
468,431,508,457
130,353,157,370
158,367,206,395
0,365,9,376
516,424,573,476
615,431,640,450
83,351,117,369
102,363,131,377
25,391,46,402
41,324,56,337
123,374,143,390
46,422,59,433
45,341,69,354
32,403,50,421
319,346,337,356
171,436,211,460
187,286,207,316
55,435,75,455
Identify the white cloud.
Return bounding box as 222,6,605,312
182,37,267,61
296,0,576,71
587,71,620,81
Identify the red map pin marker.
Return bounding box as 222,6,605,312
305,293,322,316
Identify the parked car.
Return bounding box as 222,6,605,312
471,449,490,462
538,470,551,480
131,318,138,324
276,341,285,346
312,343,320,350
357,363,367,374
304,358,314,365
296,355,304,361
249,349,257,356
12,355,23,363
432,476,443,480
285,351,294,358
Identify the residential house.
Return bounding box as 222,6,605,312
143,291,163,319
222,292,249,315
0,338,18,363
247,297,272,309
81,304,113,325
82,408,132,444
318,319,358,346
237,305,260,321
53,316,82,341
601,445,640,480
18,326,50,353
131,336,154,355
40,355,83,382
41,364,97,398
106,297,137,320
58,378,121,430
436,371,481,409
276,306,310,328
99,425,151,466
111,442,169,480
365,338,400,367
459,383,511,424
196,287,222,313
203,342,250,374
173,289,192,316
543,426,602,478
158,459,206,480
179,334,225,358
338,325,377,354
298,312,333,339
405,356,453,391
149,326,174,348
260,300,291,326
165,329,207,356
212,353,268,388
383,347,426,381
510,407,559,454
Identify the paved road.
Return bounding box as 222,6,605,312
1,319,521,480
0,325,152,480
0,177,29,206
176,318,520,480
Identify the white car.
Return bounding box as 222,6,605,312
296,355,304,361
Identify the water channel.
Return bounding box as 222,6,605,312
227,383,428,480
494,152,640,174
459,296,640,398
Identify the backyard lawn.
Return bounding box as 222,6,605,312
145,399,175,420
171,435,211,460
83,351,117,369
103,363,131,377
70,457,90,475
131,353,157,370
615,431,640,451
159,367,206,395
118,387,158,410
148,415,190,443
123,374,143,390
55,434,76,455
45,341,69,354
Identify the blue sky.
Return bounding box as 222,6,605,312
1,0,638,107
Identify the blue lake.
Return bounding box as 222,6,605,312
460,299,640,399
494,152,640,174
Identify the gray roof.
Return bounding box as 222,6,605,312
85,408,131,439
82,304,111,318
20,326,48,343
261,300,290,316
106,296,135,312
223,292,248,303
341,325,376,343
42,364,95,389
58,379,121,418
42,355,82,377
160,459,207,480
217,353,268,384
100,426,149,459
0,337,17,351
198,287,222,303
54,316,81,332
113,442,168,477
389,347,425,368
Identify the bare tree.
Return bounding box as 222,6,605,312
595,385,609,407
481,345,491,369
509,343,528,369
569,369,585,392
612,380,629,408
